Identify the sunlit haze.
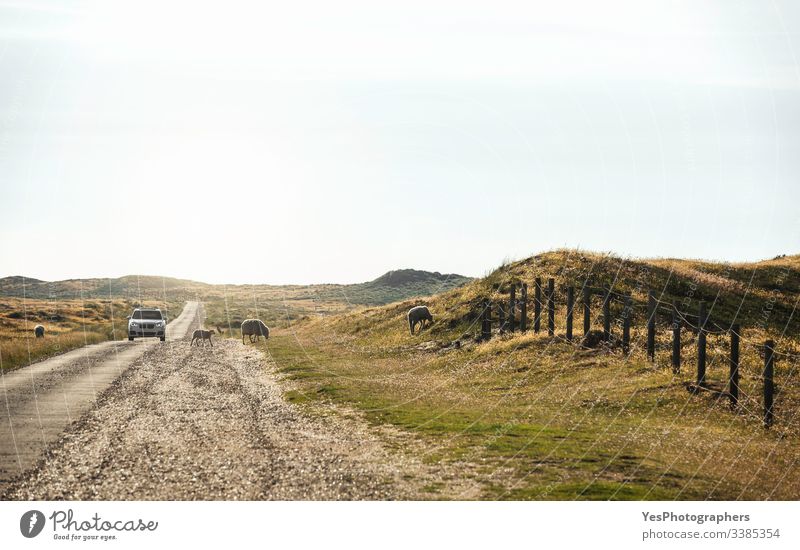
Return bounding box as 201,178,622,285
1,1,798,284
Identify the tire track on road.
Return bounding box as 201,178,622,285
4,334,452,500
0,301,199,493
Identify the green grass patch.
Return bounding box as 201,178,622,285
245,250,800,500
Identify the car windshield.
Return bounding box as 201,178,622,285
132,310,162,320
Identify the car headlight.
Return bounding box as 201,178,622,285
130,322,139,328
156,321,164,327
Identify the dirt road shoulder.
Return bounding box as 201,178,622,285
4,335,461,499
0,302,199,493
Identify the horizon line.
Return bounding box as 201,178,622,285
1,248,796,288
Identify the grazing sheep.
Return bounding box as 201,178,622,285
241,319,269,344
407,306,434,335
191,329,214,347
34,325,45,338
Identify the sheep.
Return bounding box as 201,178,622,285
241,319,269,344
34,325,45,338
407,305,434,335
215,325,225,335
191,329,214,347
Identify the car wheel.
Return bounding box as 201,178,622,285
128,336,134,341
160,336,166,342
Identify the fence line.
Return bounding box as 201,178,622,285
475,279,792,429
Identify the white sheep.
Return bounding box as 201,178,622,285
241,319,269,343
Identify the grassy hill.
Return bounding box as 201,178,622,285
319,250,799,344
311,269,471,306
0,275,209,301
182,269,470,330
0,269,470,370
0,275,201,371
265,250,800,500
0,296,176,372
0,269,470,311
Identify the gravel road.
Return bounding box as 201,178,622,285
2,305,443,500
0,302,199,494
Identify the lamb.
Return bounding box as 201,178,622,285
241,319,269,344
191,329,214,347
407,305,434,335
34,325,45,338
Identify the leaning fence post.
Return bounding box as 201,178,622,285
520,283,528,332
534,278,542,333
566,286,574,342
547,278,555,336
583,286,591,336
728,324,739,408
672,303,681,374
647,291,656,362
481,299,492,340
697,301,707,387
764,339,775,428
508,285,516,333
602,291,611,342
622,295,631,355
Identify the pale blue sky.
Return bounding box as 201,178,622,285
0,1,798,284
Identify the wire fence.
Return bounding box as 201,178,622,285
475,278,797,430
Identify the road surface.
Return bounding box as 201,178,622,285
0,302,451,499
0,301,200,493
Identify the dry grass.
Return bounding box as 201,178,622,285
0,297,180,371
261,250,800,500
0,269,461,369
3,250,797,499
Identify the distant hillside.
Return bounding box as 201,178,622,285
323,250,800,340
0,275,210,301
369,268,468,287
0,269,472,309
330,269,472,305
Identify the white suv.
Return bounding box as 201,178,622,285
127,308,166,341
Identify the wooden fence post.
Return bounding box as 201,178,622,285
583,286,591,336
764,339,775,428
672,303,681,374
547,278,555,336
508,285,516,333
481,299,492,340
697,301,707,386
622,295,631,355
534,278,542,333
498,302,506,334
647,291,656,362
602,291,611,342
566,286,574,342
520,283,528,332
728,324,739,408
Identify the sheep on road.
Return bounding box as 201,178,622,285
191,329,214,347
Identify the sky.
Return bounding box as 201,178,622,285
0,0,798,284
